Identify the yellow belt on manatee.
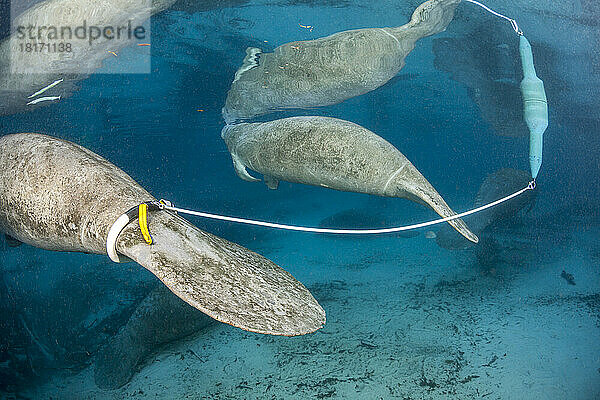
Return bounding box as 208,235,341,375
138,203,153,245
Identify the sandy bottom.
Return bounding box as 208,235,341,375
16,214,600,400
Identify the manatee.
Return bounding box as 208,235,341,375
94,283,214,389
0,133,325,336
222,0,460,123
432,27,529,138
0,0,178,116
221,116,478,243
435,168,535,250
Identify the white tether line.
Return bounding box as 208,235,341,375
463,0,522,35
161,181,535,235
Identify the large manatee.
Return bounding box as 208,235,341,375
221,116,478,243
0,133,325,336
222,0,461,123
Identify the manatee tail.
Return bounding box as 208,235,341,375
392,0,461,40
396,167,479,244
417,189,478,243
115,210,325,336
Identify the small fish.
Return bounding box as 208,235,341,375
396,230,419,239
560,270,575,285
108,51,118,57
28,78,63,98
299,24,314,32
359,340,378,349
26,95,61,105
137,43,150,46
425,231,437,239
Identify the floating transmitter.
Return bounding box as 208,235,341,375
519,35,548,179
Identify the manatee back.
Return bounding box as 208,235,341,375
0,133,153,254
223,0,461,123
224,28,407,122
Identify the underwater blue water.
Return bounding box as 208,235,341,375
1,0,599,398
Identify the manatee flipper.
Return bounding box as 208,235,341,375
4,234,23,247
116,211,325,336
0,133,324,336
233,47,262,83
414,188,479,244
94,284,214,389
264,175,279,190
436,169,533,250
232,153,260,182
